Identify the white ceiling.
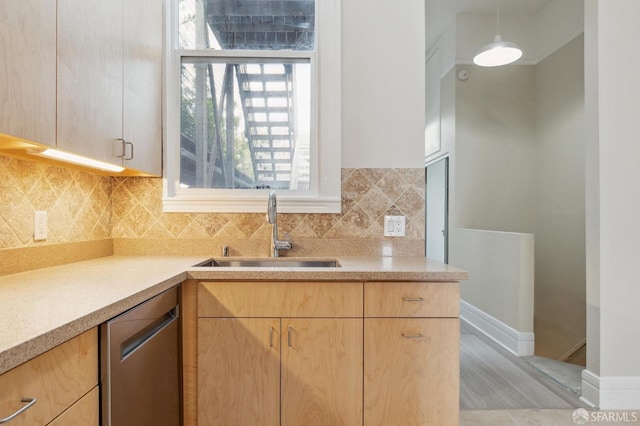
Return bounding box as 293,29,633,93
426,0,553,46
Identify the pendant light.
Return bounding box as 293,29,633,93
473,1,523,67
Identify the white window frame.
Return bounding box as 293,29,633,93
162,0,341,213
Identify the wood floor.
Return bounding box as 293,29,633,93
460,321,584,410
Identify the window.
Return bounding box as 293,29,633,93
164,0,341,213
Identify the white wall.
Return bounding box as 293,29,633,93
342,0,425,168
451,228,535,355
583,0,640,409
454,65,537,233
535,0,584,62
534,35,586,361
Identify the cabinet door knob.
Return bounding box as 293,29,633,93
401,333,424,339
0,397,37,424
402,297,424,302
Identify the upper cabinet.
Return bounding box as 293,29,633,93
0,0,57,147
57,0,124,167
57,0,162,175
122,0,163,175
0,0,162,176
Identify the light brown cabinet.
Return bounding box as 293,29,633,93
185,280,460,426
364,282,460,426
48,386,99,426
0,329,98,426
198,317,280,425
281,318,362,426
196,281,363,426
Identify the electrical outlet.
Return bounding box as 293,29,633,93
383,215,405,237
34,211,47,241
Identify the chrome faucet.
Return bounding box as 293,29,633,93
267,191,292,257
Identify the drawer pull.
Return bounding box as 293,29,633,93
0,397,37,423
401,333,424,339
402,297,424,302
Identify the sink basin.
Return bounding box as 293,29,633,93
193,258,340,268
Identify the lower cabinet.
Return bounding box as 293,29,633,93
197,282,364,426
198,318,280,425
363,281,460,426
49,386,99,426
364,318,459,425
0,328,98,426
281,318,362,426
190,280,460,426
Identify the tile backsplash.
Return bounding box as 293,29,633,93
0,156,111,249
1,155,424,256
112,168,424,241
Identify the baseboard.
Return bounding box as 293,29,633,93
560,338,586,362
460,300,535,357
581,369,640,410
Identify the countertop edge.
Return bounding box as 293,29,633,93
0,271,188,375
185,270,468,281
0,255,466,375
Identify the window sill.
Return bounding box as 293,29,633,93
162,194,341,214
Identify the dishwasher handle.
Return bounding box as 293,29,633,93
121,306,178,361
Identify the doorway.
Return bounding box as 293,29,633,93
425,157,448,263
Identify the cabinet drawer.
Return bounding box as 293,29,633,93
364,282,459,318
0,329,98,426
48,386,99,426
199,281,363,317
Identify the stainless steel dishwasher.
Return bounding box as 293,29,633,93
100,286,180,426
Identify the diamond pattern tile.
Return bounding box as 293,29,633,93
0,156,112,248
0,155,424,250
112,168,425,240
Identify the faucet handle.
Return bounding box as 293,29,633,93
267,191,277,223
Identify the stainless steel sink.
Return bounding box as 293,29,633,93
193,258,340,268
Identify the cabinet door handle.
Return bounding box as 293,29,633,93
269,327,275,348
402,297,424,302
0,397,37,423
125,141,134,161
287,326,294,349
116,138,126,158
401,333,424,339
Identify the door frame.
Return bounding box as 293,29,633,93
425,155,449,263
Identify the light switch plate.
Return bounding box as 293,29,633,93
34,211,47,241
383,215,405,237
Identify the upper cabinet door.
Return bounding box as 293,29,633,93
122,0,162,176
57,0,124,164
0,0,56,147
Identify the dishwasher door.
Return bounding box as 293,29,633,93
101,286,180,426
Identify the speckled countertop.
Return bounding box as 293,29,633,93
0,255,467,374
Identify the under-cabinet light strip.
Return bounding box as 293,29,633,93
29,148,125,172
